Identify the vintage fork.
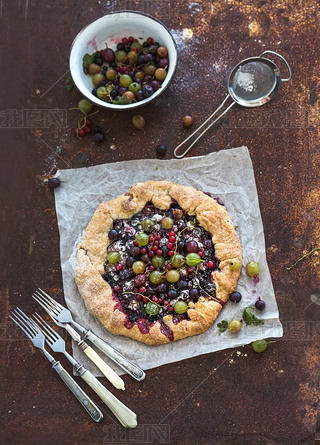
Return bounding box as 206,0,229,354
32,288,146,381
32,313,137,429
9,307,103,423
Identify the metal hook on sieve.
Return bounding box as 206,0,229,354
174,50,292,159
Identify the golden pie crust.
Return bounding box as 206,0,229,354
75,181,242,345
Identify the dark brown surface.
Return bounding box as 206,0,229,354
1,1,320,444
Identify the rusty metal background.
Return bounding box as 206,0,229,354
1,0,320,444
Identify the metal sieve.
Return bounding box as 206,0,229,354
174,50,292,158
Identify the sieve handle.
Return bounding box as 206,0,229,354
174,94,235,159
260,50,292,82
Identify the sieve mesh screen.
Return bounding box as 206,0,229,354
230,61,275,102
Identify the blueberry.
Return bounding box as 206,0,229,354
95,57,103,66
95,132,104,143
48,177,61,189
142,84,153,98
93,126,102,133
177,280,188,290
110,90,118,98
229,291,242,303
117,43,125,50
142,41,149,47
167,290,177,299
119,269,130,281
189,288,199,300
156,145,167,156
255,298,266,310
157,283,168,294
108,229,118,240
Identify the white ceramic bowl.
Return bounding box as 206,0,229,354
70,11,177,110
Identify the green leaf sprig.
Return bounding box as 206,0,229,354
217,320,228,332
242,307,264,326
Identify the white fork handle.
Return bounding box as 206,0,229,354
83,345,125,390
81,370,137,428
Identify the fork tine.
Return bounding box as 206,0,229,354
32,313,59,343
9,313,34,339
32,315,55,344
10,308,38,338
32,292,60,316
38,288,65,310
15,307,40,333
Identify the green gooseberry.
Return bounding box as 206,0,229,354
136,233,149,246
146,302,160,316
173,301,188,314
140,218,154,233
186,253,201,266
107,252,120,264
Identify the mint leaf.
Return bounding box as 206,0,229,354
217,320,228,332
242,308,264,326
82,51,100,73
65,76,74,92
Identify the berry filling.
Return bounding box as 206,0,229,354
102,200,221,341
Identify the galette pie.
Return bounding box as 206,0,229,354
75,181,242,345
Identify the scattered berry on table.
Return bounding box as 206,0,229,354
182,115,194,127
48,177,61,189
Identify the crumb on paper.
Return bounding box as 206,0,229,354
36,89,41,95
110,144,117,150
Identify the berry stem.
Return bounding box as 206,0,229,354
287,247,320,270
123,292,162,307
173,225,200,256
194,265,221,304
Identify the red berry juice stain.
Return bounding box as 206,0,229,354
86,36,98,51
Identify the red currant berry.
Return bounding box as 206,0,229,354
207,260,214,269
152,246,159,252
122,37,128,44
149,265,155,271
167,242,174,249
85,119,92,127
133,240,138,246
168,250,175,257
143,297,148,303
148,250,155,258
149,236,154,242
169,231,175,237
187,267,194,274
154,240,160,247
169,307,174,312
134,287,139,293
169,236,176,243
139,287,146,294
128,36,134,42
156,235,161,241
152,295,158,302
141,248,147,255
156,249,163,256
198,251,203,258
166,263,173,270
114,284,121,292
133,38,138,42
116,263,123,271
73,128,79,136
158,298,163,304
147,37,154,45
136,294,142,301
79,129,86,138
164,300,169,305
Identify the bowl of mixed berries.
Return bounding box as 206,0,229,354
70,11,177,109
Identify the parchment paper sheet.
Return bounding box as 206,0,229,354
54,146,283,376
